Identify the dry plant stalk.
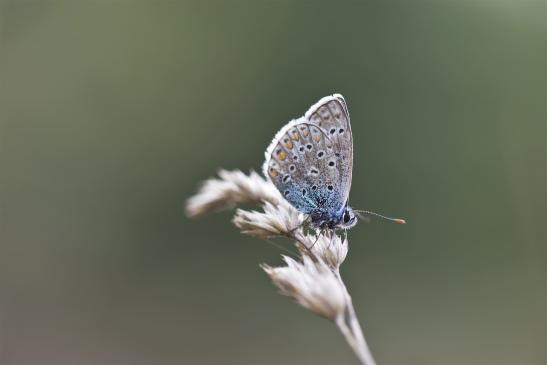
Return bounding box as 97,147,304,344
186,169,378,365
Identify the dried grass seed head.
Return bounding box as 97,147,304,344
262,255,347,320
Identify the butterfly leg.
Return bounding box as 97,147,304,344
310,225,327,250
287,215,311,236
327,229,335,251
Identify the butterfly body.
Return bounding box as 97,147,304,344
263,94,358,230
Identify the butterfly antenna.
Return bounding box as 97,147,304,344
355,210,406,224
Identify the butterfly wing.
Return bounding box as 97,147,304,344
263,120,345,215
304,94,353,204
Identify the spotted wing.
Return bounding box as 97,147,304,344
304,94,353,204
263,121,345,215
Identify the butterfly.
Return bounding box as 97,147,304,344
263,94,405,231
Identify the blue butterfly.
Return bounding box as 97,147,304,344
263,94,357,230
263,94,405,231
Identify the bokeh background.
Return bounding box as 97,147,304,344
1,1,545,365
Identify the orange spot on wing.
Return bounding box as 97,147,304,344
276,150,287,161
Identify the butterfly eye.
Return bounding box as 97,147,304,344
343,211,351,223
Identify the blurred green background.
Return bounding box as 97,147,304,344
1,1,545,365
